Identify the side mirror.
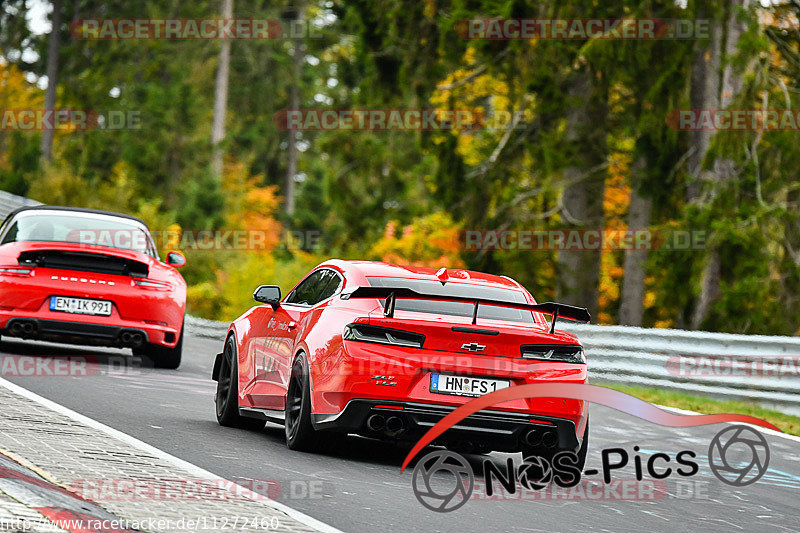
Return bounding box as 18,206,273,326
253,285,281,309
166,251,186,268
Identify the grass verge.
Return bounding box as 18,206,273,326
605,384,800,437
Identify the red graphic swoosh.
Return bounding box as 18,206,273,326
400,383,781,472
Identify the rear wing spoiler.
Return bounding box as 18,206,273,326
340,286,590,333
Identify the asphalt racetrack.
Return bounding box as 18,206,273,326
2,333,798,532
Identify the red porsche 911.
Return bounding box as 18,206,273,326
0,206,187,369
213,260,590,464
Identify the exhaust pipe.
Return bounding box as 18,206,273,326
120,331,145,347
524,429,543,447
10,321,37,336
385,416,405,437
367,414,385,432
131,333,144,347
524,428,558,448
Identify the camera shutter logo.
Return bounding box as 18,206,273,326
411,450,474,512
517,455,554,490
708,425,770,486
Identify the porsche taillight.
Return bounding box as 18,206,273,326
0,267,33,276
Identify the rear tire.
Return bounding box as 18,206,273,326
285,355,319,451
135,323,183,369
574,416,589,470
215,336,265,430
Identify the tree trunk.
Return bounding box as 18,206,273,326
556,68,607,320
619,157,652,326
686,10,721,202
285,4,305,216
211,0,233,179
40,0,62,162
691,0,748,330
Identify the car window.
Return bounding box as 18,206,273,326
285,270,326,305
367,276,536,323
284,269,342,306
286,269,342,306
0,211,157,257
316,269,342,302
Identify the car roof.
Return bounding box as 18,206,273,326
2,206,149,228
321,259,526,291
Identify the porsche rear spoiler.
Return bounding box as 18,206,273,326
340,286,590,333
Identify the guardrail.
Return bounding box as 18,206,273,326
0,190,41,221
562,323,800,416
185,315,229,340
186,314,800,416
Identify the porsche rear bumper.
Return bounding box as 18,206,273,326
0,314,179,349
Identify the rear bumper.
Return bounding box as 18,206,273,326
0,313,179,349
0,266,185,347
311,340,588,427
311,399,581,453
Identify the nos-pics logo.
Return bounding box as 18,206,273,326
411,425,769,512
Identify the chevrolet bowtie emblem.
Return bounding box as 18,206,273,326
461,342,486,352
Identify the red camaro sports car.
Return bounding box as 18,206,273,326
213,260,590,463
0,206,187,369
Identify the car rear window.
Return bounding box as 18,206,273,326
1,212,156,256
367,276,536,323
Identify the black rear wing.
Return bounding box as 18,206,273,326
340,286,590,333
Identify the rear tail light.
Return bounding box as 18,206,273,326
521,344,586,364
135,279,170,289
0,267,33,275
343,324,425,348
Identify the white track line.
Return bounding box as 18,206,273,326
655,403,800,444
0,377,342,533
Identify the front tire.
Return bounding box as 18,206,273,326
285,355,319,451
215,336,265,430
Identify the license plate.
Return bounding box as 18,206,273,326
430,373,510,397
50,296,112,316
